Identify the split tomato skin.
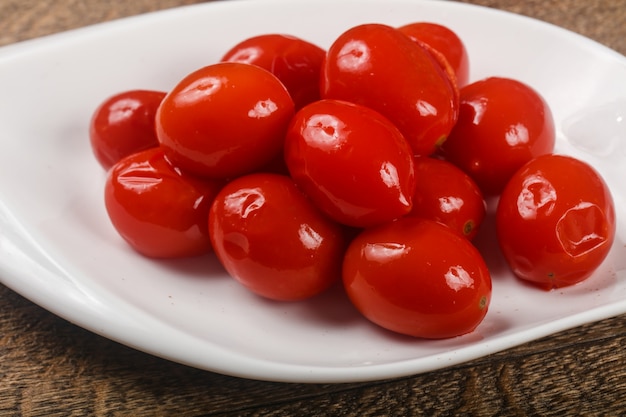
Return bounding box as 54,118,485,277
321,23,458,156
408,156,486,240
496,154,616,289
398,22,470,87
440,77,555,195
343,217,492,339
89,89,165,170
209,173,349,301
221,33,326,110
104,147,223,258
156,62,295,179
284,99,416,228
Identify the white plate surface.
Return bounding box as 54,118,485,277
1,0,625,383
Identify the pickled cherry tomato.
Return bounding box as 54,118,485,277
321,23,458,156
398,22,470,87
156,62,295,179
408,156,486,240
440,77,555,195
284,99,416,228
90,89,165,170
343,217,492,339
496,154,615,289
105,147,223,258
209,173,349,301
221,34,325,109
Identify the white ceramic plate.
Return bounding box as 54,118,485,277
1,0,625,383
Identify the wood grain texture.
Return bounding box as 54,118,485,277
0,0,208,47
1,1,625,416
457,0,625,56
2,284,625,416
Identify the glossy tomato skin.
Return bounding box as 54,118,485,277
321,23,458,156
440,77,555,196
284,99,415,228
343,217,491,339
105,147,223,258
209,173,349,301
221,34,325,110
89,89,165,170
156,62,295,179
496,154,615,290
398,22,470,87
408,156,486,240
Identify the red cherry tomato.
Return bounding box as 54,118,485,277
496,154,615,290
156,62,295,179
408,156,486,240
89,89,165,170
105,147,223,258
343,217,492,339
221,34,325,110
284,99,415,228
440,77,555,195
209,173,349,301
321,23,458,156
398,22,470,87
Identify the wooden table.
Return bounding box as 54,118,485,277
1,1,625,415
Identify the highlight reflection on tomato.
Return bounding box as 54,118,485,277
496,154,616,289
343,217,492,338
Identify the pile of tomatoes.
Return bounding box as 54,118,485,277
90,22,616,340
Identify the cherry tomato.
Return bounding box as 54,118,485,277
398,22,470,87
440,77,555,196
343,217,492,339
209,173,349,301
408,156,486,240
284,99,415,228
105,147,223,258
496,154,615,289
221,34,325,110
321,23,458,156
89,89,165,170
156,62,295,179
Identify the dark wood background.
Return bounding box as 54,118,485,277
1,1,625,415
